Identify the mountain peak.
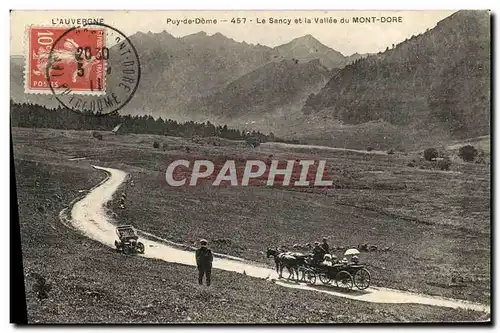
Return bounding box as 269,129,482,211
290,34,322,45
211,32,225,38
186,31,207,37
275,34,347,69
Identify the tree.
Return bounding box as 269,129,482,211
10,101,285,145
423,148,439,161
458,145,478,162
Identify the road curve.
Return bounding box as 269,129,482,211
65,165,490,314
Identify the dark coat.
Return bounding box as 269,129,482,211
312,245,326,263
196,247,213,269
321,242,330,254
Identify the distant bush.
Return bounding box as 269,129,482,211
458,145,478,162
475,150,489,165
437,158,452,171
92,131,103,140
387,149,395,155
246,137,261,148
366,147,373,152
153,141,160,148
423,148,439,161
407,160,416,167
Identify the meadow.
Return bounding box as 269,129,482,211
12,127,490,322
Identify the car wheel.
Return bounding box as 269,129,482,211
137,242,145,254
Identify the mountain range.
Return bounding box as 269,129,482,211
11,32,359,117
302,10,490,140
10,10,491,149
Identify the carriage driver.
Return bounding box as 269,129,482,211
312,241,326,265
321,237,330,254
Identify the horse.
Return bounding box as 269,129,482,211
266,248,311,281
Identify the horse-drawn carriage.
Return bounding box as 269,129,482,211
266,247,372,290
300,248,371,290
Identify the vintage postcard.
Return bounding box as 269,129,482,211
10,10,491,324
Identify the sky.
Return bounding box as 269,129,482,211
10,10,456,56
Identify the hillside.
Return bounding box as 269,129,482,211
111,31,279,118
302,10,491,139
184,59,332,124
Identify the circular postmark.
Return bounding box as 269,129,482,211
45,22,141,115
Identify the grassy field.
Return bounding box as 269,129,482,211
12,127,490,322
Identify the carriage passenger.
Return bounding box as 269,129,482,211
321,254,333,267
331,254,339,265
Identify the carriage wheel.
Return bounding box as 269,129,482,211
354,268,371,290
304,269,316,285
319,272,333,285
335,271,354,290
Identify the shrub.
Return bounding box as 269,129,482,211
407,160,416,167
366,147,373,152
92,131,103,140
423,148,439,161
437,158,452,171
475,151,489,164
246,137,260,148
387,149,395,155
153,141,160,148
458,145,478,162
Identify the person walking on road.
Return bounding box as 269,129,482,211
196,239,213,286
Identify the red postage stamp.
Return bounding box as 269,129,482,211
25,26,106,94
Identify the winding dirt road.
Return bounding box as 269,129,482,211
64,165,490,314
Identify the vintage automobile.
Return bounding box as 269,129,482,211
114,225,145,255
